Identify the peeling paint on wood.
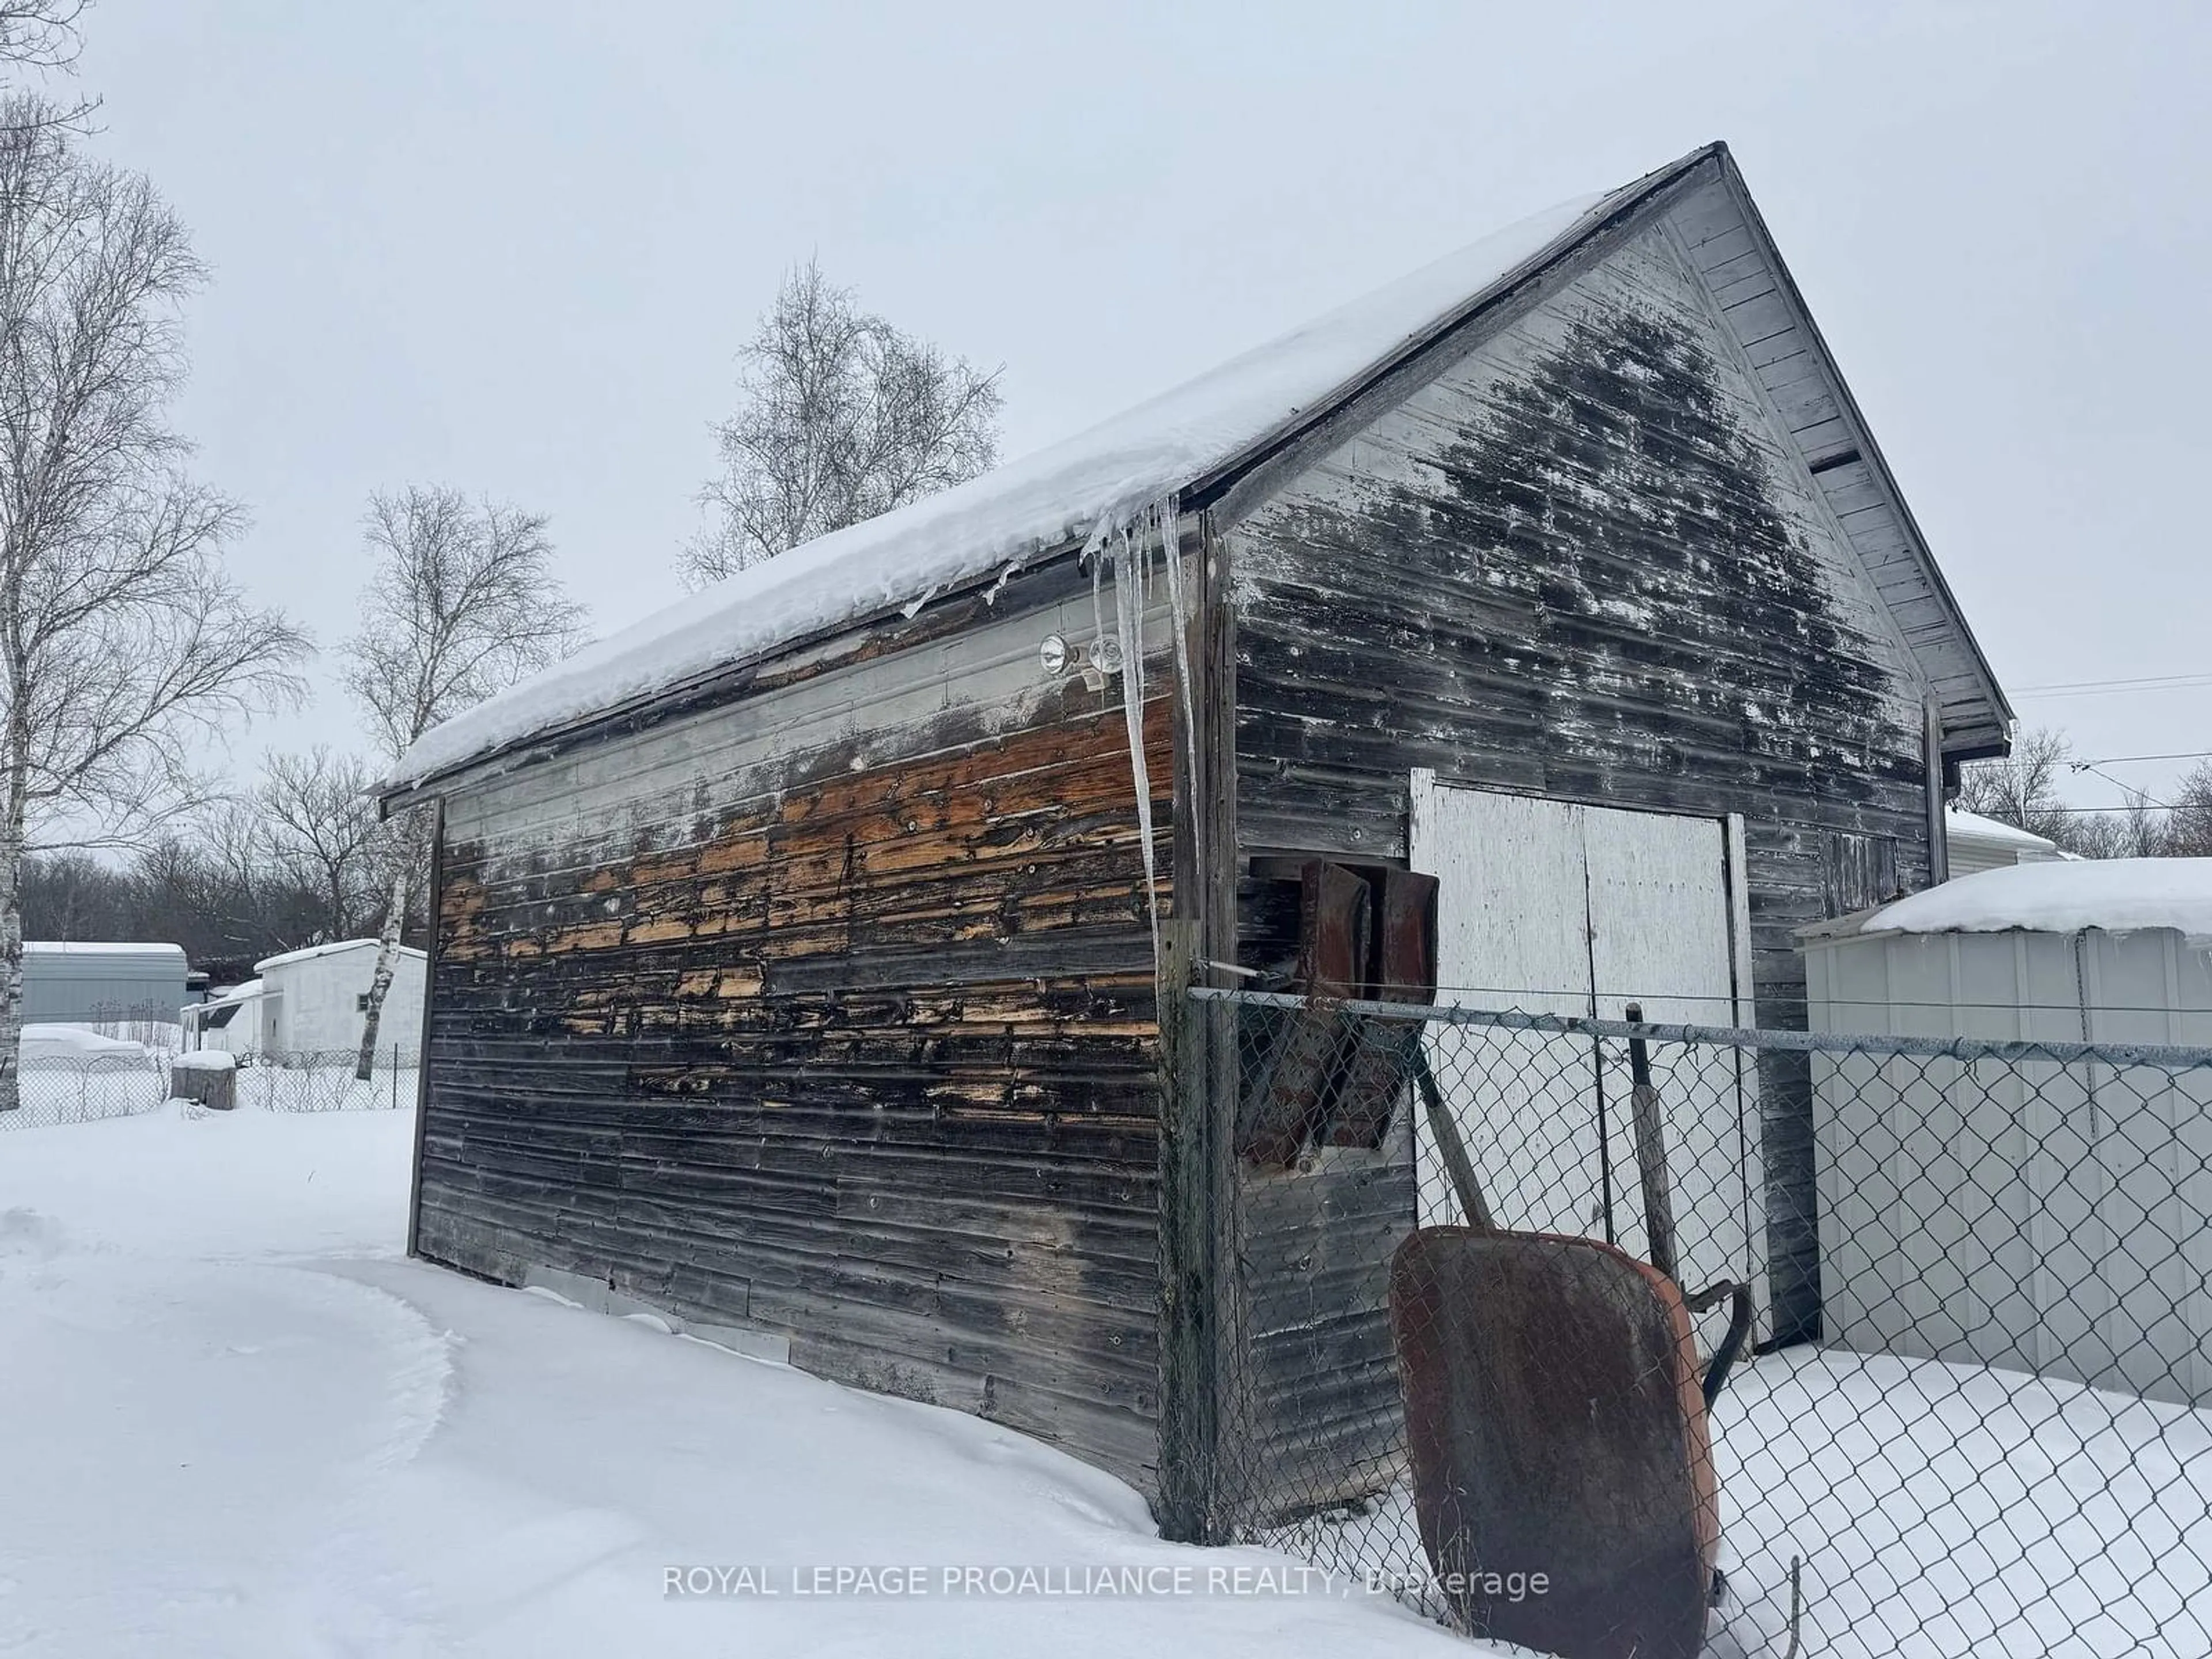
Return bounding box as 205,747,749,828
415,569,1180,1493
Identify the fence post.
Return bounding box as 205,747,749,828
1625,1002,1680,1283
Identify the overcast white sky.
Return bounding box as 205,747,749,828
71,1,2212,812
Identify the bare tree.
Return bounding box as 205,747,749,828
2169,762,2212,859
2102,788,2173,859
345,486,582,1077
18,820,340,968
2063,801,2170,861
0,4,94,134
683,259,1002,586
0,101,309,1111
257,747,388,942
1955,726,2076,844
0,2,84,70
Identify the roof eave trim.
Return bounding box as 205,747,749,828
1713,155,2016,743
376,524,1122,808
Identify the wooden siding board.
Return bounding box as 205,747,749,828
1227,217,1936,1347
416,589,1181,1495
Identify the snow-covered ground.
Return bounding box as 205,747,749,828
1264,1337,2212,1659
0,1105,1475,1657
7,1104,2207,1657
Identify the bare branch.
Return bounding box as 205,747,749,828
684,259,1003,586
2169,762,2212,859
1955,728,2075,844
343,486,585,759
0,95,305,1108
0,2,86,75
341,484,582,1075
257,746,391,941
1957,726,2195,859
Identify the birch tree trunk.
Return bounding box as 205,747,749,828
353,810,421,1080
0,815,24,1115
1,672,29,1113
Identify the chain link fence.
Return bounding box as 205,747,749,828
232,1046,419,1113
3,1050,170,1130
3,1041,419,1128
1199,984,2212,1658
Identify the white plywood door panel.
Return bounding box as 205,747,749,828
1410,772,1593,1014
1581,804,1760,1347
1410,773,1763,1335
1409,772,1599,1234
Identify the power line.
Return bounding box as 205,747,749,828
2067,760,2172,810
2002,805,2166,816
2011,671,2212,700
2078,749,2212,767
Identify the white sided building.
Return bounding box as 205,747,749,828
183,941,426,1059
1943,805,2066,876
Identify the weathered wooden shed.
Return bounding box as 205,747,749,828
380,143,2010,1531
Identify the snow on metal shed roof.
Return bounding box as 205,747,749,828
25,942,187,960
1823,859,2212,944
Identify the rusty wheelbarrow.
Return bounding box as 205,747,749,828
1393,1012,1753,1658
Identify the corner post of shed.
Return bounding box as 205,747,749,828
404,798,445,1261
1155,512,1240,1544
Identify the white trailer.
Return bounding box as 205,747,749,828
253,941,427,1057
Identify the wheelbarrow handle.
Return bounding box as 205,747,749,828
1685,1279,1755,1410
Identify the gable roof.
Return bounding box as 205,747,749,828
1945,805,2059,854
388,142,2009,796
255,939,427,974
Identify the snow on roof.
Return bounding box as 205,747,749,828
1943,806,2059,852
201,978,264,1005
253,940,428,974
24,941,187,960
387,173,1685,790
1863,859,2212,941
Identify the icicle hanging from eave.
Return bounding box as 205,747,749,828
1079,498,1203,971
1109,520,1160,962
1156,497,1202,895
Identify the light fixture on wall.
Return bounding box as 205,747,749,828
1086,634,1123,686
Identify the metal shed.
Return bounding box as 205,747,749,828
1802,859,2212,1404
21,942,188,1028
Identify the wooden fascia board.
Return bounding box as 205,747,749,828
1713,155,2014,757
